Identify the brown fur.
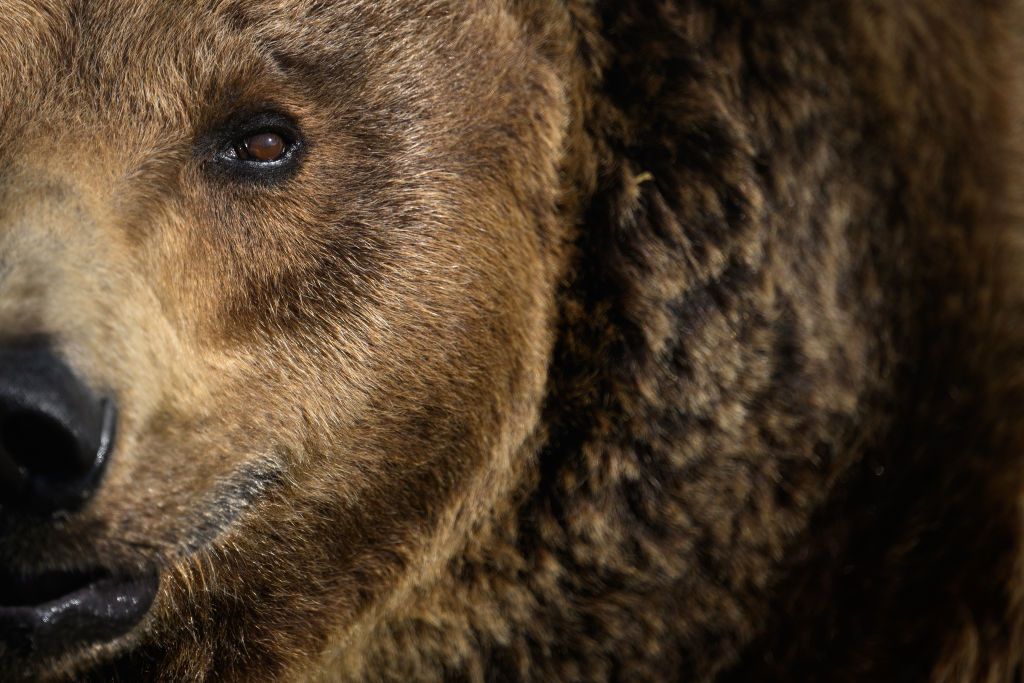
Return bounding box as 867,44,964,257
0,0,1021,681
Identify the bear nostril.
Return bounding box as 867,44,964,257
0,410,91,484
0,345,116,513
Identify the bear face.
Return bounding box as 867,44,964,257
0,1,569,678
1,1,1023,681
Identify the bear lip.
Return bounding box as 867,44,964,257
0,568,158,654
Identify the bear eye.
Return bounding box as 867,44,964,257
235,131,288,163
204,111,305,183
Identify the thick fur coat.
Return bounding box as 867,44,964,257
0,1,1021,681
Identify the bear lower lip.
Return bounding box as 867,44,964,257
0,568,158,653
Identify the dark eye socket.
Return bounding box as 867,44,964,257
204,111,305,183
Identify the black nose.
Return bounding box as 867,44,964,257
0,346,115,514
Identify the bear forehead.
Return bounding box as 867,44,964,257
0,0,490,130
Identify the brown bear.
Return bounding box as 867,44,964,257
0,0,1021,680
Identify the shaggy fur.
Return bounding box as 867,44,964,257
0,0,1021,681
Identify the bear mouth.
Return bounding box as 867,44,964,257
0,567,158,654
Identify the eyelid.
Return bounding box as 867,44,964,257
225,113,299,149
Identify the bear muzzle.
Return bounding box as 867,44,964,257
0,341,158,655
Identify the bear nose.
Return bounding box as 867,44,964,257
0,345,115,514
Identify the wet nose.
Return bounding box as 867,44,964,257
0,345,115,514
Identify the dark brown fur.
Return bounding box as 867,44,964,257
0,1,1021,681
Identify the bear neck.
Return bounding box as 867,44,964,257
350,2,1024,681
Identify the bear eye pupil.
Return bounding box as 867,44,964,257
238,132,287,162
